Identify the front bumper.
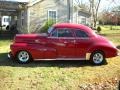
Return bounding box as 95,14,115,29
8,52,14,59
117,49,120,56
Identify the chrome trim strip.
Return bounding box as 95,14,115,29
75,37,89,39
48,37,75,39
34,58,86,61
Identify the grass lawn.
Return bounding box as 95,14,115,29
0,27,120,90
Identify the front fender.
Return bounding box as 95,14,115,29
10,43,57,59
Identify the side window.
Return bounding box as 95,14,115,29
51,30,58,37
58,29,73,37
75,30,88,38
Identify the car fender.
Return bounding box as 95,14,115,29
87,43,117,58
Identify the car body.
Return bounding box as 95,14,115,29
9,23,119,65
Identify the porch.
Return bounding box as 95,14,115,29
0,0,28,36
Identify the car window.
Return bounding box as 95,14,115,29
51,29,58,37
48,27,54,34
75,30,88,38
58,29,73,37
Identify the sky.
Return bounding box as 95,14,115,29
5,0,29,2
6,0,120,11
74,0,120,12
99,0,120,11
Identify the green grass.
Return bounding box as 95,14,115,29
100,25,120,34
0,28,120,90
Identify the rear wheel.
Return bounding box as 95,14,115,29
90,51,106,65
16,51,32,64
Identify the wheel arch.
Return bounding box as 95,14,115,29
15,49,33,60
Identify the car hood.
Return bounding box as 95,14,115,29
14,34,47,43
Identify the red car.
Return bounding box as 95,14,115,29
8,23,119,65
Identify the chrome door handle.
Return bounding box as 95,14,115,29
63,41,68,44
71,40,76,43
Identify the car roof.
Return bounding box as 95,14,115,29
53,23,92,31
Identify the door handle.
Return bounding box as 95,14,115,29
71,40,76,43
63,41,68,44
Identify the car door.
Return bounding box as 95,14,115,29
74,29,92,58
48,28,76,58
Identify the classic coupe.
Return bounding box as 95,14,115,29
8,23,119,65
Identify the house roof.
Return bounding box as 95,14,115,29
78,9,91,16
2,0,28,3
74,6,91,17
0,1,28,12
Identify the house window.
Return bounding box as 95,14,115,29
81,17,86,25
48,10,57,23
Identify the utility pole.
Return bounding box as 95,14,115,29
67,0,73,23
67,0,72,23
0,12,2,31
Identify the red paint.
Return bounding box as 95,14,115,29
10,23,118,60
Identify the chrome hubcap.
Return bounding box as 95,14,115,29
18,51,29,62
93,53,103,64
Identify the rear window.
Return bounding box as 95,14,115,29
75,30,88,38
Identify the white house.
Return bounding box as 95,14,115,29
0,0,91,33
19,0,91,33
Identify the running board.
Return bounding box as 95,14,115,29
34,58,86,61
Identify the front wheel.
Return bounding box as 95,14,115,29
16,51,32,64
90,51,106,65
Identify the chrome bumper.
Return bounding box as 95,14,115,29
7,52,13,59
117,49,120,56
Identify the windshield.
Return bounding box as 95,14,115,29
48,27,54,34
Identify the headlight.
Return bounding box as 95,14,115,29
117,49,120,56
109,41,116,48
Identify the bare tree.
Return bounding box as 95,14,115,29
74,0,102,28
74,0,90,12
89,0,101,28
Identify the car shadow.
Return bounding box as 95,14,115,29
0,53,108,68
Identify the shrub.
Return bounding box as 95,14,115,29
97,26,101,33
40,19,55,33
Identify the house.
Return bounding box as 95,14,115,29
26,0,74,33
20,0,91,33
0,0,28,32
0,0,91,34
